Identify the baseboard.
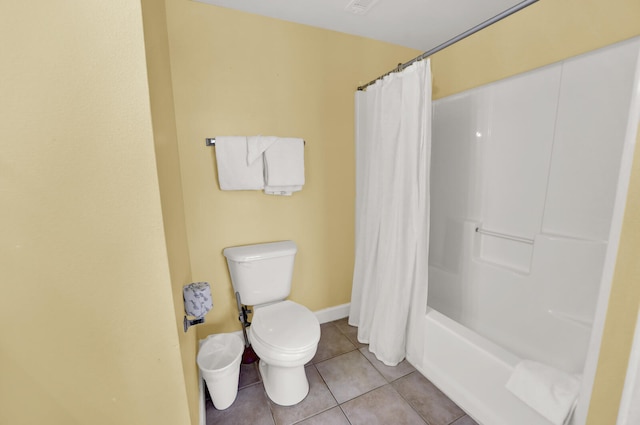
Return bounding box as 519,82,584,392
314,302,350,324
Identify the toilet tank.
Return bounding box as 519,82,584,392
223,241,297,306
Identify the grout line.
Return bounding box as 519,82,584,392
338,403,353,425
389,379,431,425
446,412,468,425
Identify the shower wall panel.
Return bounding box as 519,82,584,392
429,38,640,374
542,41,640,241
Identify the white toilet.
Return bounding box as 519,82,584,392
223,240,320,406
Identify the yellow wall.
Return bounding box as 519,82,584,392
429,0,640,423
163,0,420,336
587,127,640,424
140,1,200,424
0,1,191,424
431,0,640,99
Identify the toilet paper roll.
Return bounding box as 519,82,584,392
183,282,213,318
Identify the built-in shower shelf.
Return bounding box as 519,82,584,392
539,232,607,244
548,310,593,330
472,257,531,275
473,226,533,275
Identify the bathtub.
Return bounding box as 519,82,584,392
412,308,557,425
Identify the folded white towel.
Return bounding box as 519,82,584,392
246,135,278,165
214,136,264,190
264,185,303,196
506,360,581,425
263,138,305,195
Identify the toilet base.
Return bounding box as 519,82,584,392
258,360,309,406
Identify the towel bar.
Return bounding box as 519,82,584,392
205,138,305,146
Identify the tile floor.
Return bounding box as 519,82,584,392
205,318,479,425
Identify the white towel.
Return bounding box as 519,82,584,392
246,135,278,165
506,360,581,425
263,138,305,195
214,136,264,190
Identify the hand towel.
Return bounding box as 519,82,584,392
263,138,305,195
506,360,581,425
214,136,264,190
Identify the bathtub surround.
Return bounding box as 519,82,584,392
350,59,432,366
428,1,640,422
421,38,640,425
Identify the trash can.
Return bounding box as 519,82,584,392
197,333,244,410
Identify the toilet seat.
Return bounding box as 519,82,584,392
251,300,320,354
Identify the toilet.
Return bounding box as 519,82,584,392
223,240,320,406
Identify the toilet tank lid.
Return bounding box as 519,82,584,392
223,241,297,262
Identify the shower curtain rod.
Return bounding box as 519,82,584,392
356,0,539,91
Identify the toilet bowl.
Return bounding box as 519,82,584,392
249,300,320,405
223,241,321,406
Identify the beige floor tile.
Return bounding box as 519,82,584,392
312,324,357,363
239,362,261,389
341,384,427,425
315,350,387,403
295,407,350,425
393,371,465,425
269,365,337,425
206,383,274,425
333,318,368,349
359,347,416,382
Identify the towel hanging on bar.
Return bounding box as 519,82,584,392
211,136,306,195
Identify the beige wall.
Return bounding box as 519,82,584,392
0,1,191,424
431,0,640,99
587,128,640,424
163,0,420,336
140,1,200,424
430,0,640,423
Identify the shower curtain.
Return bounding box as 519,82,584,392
349,59,431,366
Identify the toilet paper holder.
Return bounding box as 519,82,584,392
184,316,205,332
183,281,213,332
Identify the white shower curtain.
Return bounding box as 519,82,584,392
349,59,431,366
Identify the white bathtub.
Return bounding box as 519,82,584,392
413,308,555,425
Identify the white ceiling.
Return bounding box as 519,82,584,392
193,0,528,51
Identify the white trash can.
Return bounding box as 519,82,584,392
197,333,244,410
